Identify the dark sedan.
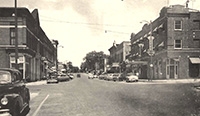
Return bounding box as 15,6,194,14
0,68,30,116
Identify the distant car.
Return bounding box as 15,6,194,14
99,73,107,80
57,73,70,82
126,73,139,82
88,73,94,79
77,74,81,78
0,68,30,116
68,73,74,80
47,72,59,84
106,73,114,81
93,74,98,78
76,74,81,78
113,73,122,81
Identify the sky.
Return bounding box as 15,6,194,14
1,0,200,67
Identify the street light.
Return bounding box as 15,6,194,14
140,20,154,81
52,40,59,73
14,0,18,70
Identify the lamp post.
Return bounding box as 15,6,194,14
14,0,19,70
140,20,154,81
52,40,59,73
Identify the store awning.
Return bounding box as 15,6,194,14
112,63,120,67
189,58,200,64
127,61,148,65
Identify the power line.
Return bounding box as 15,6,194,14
40,17,134,28
105,30,130,35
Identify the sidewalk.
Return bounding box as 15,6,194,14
26,80,46,86
139,78,200,84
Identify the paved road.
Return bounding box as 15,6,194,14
27,73,200,116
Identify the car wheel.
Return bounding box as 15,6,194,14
12,103,20,116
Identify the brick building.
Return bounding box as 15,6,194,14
0,7,56,81
129,5,200,79
108,41,131,72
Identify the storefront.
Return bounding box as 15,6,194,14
9,53,32,81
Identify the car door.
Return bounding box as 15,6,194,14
13,72,27,105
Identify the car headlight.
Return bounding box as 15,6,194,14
1,97,8,105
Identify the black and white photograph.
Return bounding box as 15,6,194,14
0,0,200,116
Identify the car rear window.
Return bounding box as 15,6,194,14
0,71,11,84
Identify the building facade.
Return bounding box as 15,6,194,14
0,7,56,81
108,41,131,72
129,5,200,79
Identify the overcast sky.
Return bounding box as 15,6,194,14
1,0,200,66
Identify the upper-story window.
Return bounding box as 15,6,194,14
174,20,182,30
174,40,182,49
10,28,15,45
193,20,200,30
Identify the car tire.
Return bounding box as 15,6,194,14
12,103,20,116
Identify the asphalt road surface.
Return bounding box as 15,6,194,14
27,73,200,116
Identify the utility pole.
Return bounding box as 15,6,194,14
149,20,154,81
52,40,59,73
14,0,19,70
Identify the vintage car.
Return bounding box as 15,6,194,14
126,73,139,82
113,73,123,81
68,73,74,80
47,72,59,84
88,73,94,79
0,68,30,116
57,73,70,82
77,74,81,78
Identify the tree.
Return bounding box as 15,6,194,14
82,51,108,72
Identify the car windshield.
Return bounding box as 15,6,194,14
127,73,133,76
0,71,11,84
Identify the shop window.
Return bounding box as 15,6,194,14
174,40,182,49
174,20,182,30
10,28,15,45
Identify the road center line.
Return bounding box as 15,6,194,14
32,94,49,116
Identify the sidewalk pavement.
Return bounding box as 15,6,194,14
25,78,200,86
26,80,46,86
139,79,200,84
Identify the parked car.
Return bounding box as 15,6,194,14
47,72,59,84
68,73,74,80
106,73,114,81
57,73,70,82
0,68,30,116
126,73,139,82
113,73,122,81
88,73,94,79
93,74,98,79
99,73,107,80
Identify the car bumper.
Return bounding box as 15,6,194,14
0,109,11,116
126,79,138,82
113,78,118,81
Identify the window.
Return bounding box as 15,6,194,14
193,20,200,30
174,20,182,30
174,40,182,49
10,28,15,45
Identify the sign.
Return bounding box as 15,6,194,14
148,36,154,51
147,49,155,56
147,35,155,56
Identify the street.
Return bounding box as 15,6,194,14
27,74,200,116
